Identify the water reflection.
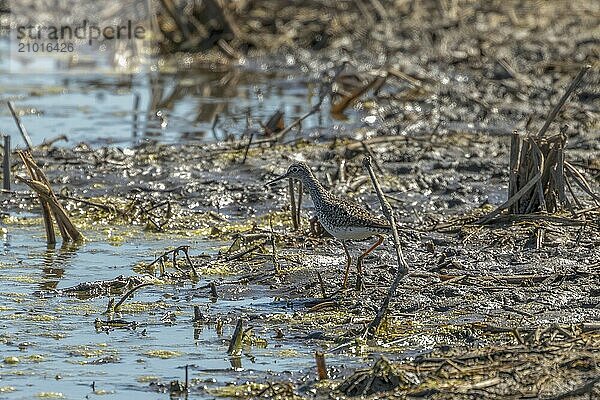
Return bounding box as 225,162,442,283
39,241,83,289
1,39,325,146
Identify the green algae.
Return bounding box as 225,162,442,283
36,392,64,398
117,300,169,313
144,350,182,359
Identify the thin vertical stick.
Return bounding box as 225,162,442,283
536,65,590,138
184,364,189,390
7,101,33,149
132,92,140,137
554,136,567,207
315,351,328,380
508,131,520,213
362,157,409,338
241,132,254,164
2,135,10,191
269,217,281,275
227,319,244,356
317,271,326,298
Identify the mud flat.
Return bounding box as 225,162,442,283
1,0,599,398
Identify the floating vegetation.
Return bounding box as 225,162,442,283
144,350,182,359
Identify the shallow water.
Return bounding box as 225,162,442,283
0,38,347,148
0,37,367,396
0,220,363,398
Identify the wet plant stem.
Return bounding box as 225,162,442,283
241,132,254,164
317,271,327,298
132,92,140,137
227,319,244,356
315,351,328,380
2,135,9,191
362,156,409,339
7,101,33,149
113,282,154,312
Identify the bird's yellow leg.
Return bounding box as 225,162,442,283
356,235,384,290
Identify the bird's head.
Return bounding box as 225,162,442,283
266,162,313,185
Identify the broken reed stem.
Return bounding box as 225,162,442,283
362,156,409,339
7,101,33,149
315,351,328,380
184,365,189,391
317,271,326,298
508,131,520,213
331,76,384,115
17,151,83,243
181,246,199,279
361,141,383,174
132,92,140,137
193,305,204,322
113,282,154,312
209,281,218,298
254,63,348,146
565,162,600,203
241,132,254,164
145,245,198,277
536,65,590,138
477,172,541,224
2,135,10,191
227,319,244,356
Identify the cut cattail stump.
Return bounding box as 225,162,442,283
315,351,328,380
16,151,84,245
478,65,596,224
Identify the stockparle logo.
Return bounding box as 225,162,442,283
8,0,155,74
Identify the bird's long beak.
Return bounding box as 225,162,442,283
265,172,290,186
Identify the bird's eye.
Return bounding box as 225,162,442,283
291,167,298,172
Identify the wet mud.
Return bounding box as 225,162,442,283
1,0,600,398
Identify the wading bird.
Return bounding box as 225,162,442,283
267,162,390,289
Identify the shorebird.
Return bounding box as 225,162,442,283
266,162,390,289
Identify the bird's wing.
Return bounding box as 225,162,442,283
330,196,391,229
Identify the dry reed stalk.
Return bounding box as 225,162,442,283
16,151,83,244
478,65,596,223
